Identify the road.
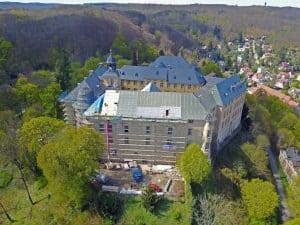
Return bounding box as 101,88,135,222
268,149,290,222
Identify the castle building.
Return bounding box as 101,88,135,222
61,52,246,164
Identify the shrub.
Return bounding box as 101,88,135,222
141,186,161,212
97,192,124,221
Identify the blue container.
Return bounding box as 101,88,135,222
132,168,143,182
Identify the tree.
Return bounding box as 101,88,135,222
22,104,44,123
0,85,18,111
225,56,233,71
39,82,62,118
278,113,299,131
255,135,270,151
14,77,40,110
249,104,272,136
241,143,269,178
55,49,71,91
238,32,244,44
177,144,211,184
193,194,224,225
256,45,263,58
37,126,104,208
111,33,131,59
96,192,123,222
213,26,221,39
28,70,55,88
287,176,300,218
277,128,295,149
0,38,13,70
201,60,223,77
0,110,20,136
241,179,278,222
207,40,213,52
0,130,37,206
193,194,248,225
141,186,161,212
70,57,103,87
159,49,165,56
18,117,65,175
0,38,13,84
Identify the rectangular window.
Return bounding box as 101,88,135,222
99,124,104,132
141,81,144,85
181,84,184,88
173,84,177,88
146,126,151,134
167,127,173,135
108,124,112,132
124,125,129,133
160,82,163,88
124,137,129,144
188,84,191,89
166,139,172,145
133,80,137,85
188,128,192,135
111,150,116,156
145,138,151,145
108,136,113,143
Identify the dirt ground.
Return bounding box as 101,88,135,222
99,163,185,198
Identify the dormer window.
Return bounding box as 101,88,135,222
173,76,176,79
188,77,191,81
135,73,138,77
156,71,159,75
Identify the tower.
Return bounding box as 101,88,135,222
106,49,117,71
102,49,120,89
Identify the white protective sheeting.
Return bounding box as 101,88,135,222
101,90,120,116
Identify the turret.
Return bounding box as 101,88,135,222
106,49,117,71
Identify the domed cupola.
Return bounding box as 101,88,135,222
106,49,117,71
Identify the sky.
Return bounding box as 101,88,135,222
3,0,300,7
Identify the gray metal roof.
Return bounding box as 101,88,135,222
196,75,246,107
115,91,209,120
118,65,206,85
149,56,191,68
62,65,107,102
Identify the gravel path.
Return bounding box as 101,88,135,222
268,149,290,222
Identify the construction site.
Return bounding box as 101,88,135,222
94,161,185,199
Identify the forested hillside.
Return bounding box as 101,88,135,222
0,3,300,78
0,6,156,76
93,3,300,48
